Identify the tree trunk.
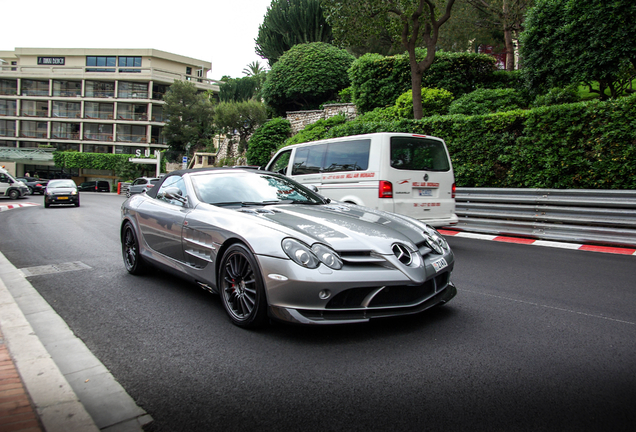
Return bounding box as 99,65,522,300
503,0,515,71
411,67,424,120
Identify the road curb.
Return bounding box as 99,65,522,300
439,229,636,256
0,251,152,432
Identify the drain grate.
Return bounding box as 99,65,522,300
21,261,92,277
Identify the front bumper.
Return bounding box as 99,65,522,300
46,195,79,204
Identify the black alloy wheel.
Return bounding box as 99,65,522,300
219,243,268,328
122,222,146,275
27,186,33,195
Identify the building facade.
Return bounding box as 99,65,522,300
0,48,219,181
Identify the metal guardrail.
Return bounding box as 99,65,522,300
451,188,636,247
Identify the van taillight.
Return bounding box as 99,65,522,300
379,181,393,198
452,183,456,199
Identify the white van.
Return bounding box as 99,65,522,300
0,167,29,200
265,132,458,227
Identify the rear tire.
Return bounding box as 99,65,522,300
218,244,268,328
122,222,147,275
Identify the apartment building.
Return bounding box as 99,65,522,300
0,48,219,179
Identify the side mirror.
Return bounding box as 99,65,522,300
160,187,187,204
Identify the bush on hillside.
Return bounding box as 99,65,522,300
246,118,292,166
448,88,526,115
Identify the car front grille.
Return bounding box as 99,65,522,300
325,271,450,309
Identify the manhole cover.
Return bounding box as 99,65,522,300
21,261,92,277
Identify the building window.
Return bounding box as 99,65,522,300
83,144,113,153
118,82,148,99
20,121,47,138
151,105,163,122
117,124,146,143
52,101,81,118
0,140,17,147
152,83,168,100
86,56,116,72
115,145,138,155
150,126,164,144
51,122,80,140
53,80,81,97
84,102,113,119
0,120,16,137
19,141,39,148
0,100,17,116
0,80,18,96
51,142,80,152
85,81,115,98
118,56,142,73
21,80,49,97
84,124,113,141
117,103,147,121
21,100,48,117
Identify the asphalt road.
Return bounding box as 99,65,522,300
1,193,635,431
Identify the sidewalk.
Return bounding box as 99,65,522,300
0,328,42,432
0,251,152,432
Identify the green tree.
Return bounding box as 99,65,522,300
243,60,268,77
219,75,264,102
256,0,333,66
323,0,457,120
214,100,268,153
162,81,216,159
521,0,636,100
261,42,355,116
246,118,292,166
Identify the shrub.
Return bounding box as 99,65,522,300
246,118,292,166
533,86,581,107
262,43,355,116
348,50,496,113
448,88,526,115
395,88,454,118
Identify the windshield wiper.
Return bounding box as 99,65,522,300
212,200,281,207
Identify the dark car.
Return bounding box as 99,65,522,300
16,177,48,195
121,168,456,328
78,181,110,192
44,179,80,208
126,177,161,197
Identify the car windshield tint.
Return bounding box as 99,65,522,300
191,172,323,206
48,180,76,188
390,137,450,171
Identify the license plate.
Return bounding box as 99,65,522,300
418,189,432,197
57,196,69,200
432,257,448,272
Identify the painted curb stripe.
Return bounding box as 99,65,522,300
438,229,636,257
0,203,40,212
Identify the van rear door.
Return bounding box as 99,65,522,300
387,135,456,225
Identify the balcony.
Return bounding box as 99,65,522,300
52,132,80,140
20,131,47,139
117,134,147,143
84,133,113,141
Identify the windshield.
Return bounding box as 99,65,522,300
48,180,76,188
191,172,324,206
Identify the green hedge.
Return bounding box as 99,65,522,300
53,151,165,180
289,94,636,189
348,50,497,113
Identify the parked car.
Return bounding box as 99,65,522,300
0,167,29,200
126,177,161,197
78,181,110,192
16,177,48,195
121,168,456,328
44,179,80,208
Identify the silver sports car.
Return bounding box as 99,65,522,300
120,168,456,327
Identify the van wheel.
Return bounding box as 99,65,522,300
9,189,20,200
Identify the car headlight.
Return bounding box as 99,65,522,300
72,190,77,195
282,238,342,270
423,225,449,254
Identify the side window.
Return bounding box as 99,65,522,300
156,176,187,206
269,150,291,175
0,174,9,183
291,144,327,175
323,139,371,172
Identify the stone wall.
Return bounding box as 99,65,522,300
287,103,357,135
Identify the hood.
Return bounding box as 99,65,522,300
234,203,427,253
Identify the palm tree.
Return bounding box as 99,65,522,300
242,61,267,77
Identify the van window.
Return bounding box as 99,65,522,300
390,137,450,171
269,150,291,175
323,139,370,172
292,144,327,175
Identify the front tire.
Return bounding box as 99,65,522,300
122,222,147,275
9,189,20,200
219,244,268,328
